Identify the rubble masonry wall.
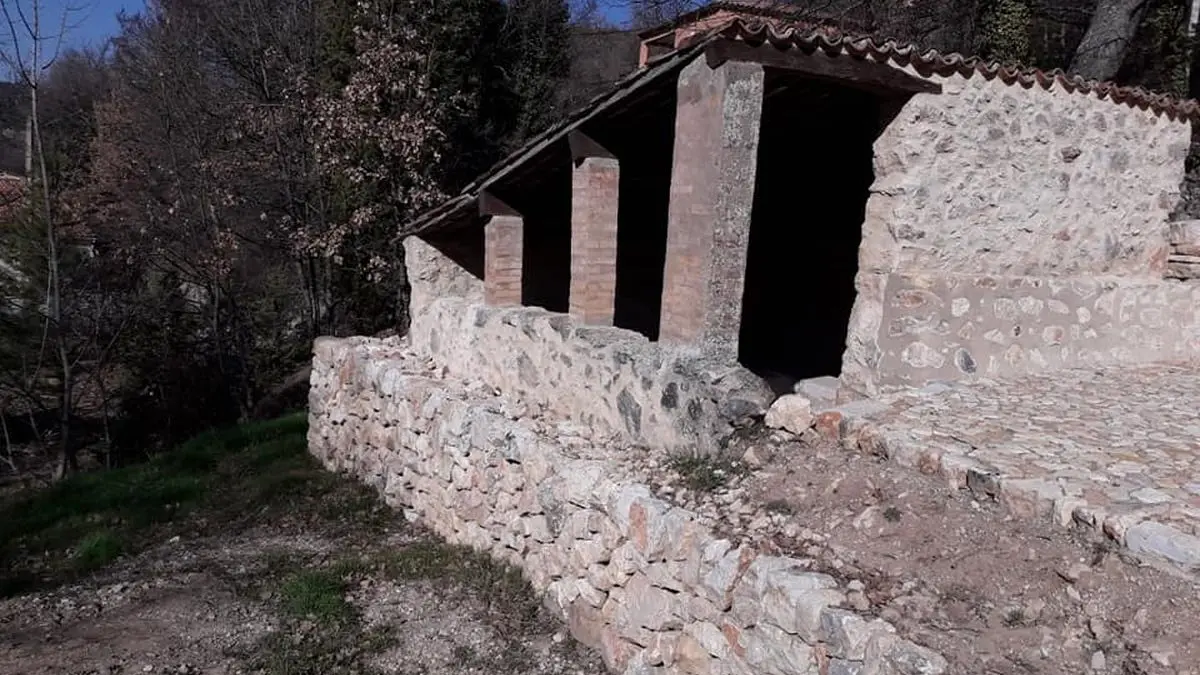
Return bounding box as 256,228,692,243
842,72,1196,396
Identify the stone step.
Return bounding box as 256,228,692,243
1168,220,1200,246
1166,256,1200,280
793,375,841,407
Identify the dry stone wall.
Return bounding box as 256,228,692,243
308,335,946,675
843,71,1195,396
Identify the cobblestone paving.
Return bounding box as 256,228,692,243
852,363,1200,574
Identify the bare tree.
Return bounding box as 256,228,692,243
625,0,701,28
0,0,89,478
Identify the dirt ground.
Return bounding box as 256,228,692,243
664,433,1200,675
8,415,1200,675
0,522,605,675
0,421,606,675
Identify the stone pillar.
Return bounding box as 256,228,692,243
658,58,764,360
482,192,524,307
569,131,620,325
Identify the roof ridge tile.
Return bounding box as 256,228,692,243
719,17,1199,120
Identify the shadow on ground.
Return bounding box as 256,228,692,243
0,414,605,675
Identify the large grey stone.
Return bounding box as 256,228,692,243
625,573,684,631
1125,521,1200,569
821,609,894,660
865,634,948,675
742,623,817,675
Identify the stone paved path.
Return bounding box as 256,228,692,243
849,363,1200,575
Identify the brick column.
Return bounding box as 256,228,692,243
569,132,620,325
658,58,764,360
482,192,524,307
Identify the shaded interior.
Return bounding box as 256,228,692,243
586,80,678,341
738,69,888,384
421,221,485,280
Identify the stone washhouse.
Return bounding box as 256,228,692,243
308,7,1200,675
397,13,1199,405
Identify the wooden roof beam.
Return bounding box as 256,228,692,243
704,38,943,96
479,190,521,218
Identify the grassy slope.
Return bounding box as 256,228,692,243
0,413,570,675
0,413,324,594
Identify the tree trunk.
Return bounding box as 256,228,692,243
1188,0,1200,99
1069,0,1150,81
54,367,74,479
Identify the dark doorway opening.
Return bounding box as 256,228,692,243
495,156,573,313
586,81,678,341
738,70,890,385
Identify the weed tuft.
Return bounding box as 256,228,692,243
280,570,350,623
73,530,123,569
669,454,748,492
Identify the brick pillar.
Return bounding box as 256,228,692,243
569,132,620,325
482,192,524,307
658,58,764,360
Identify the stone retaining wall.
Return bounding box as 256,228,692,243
404,236,772,456
308,336,946,675
407,297,774,457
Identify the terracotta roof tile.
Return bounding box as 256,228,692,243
713,18,1200,121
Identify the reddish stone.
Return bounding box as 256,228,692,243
916,447,942,476
721,620,746,658
814,642,830,675
674,634,712,675
629,501,648,552
567,601,605,650
600,627,638,672
892,289,936,308
813,411,843,441
1149,244,1169,275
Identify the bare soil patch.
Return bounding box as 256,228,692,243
662,433,1200,675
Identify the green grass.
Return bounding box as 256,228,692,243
280,569,351,623
669,453,749,492
0,410,573,675
73,530,123,569
0,412,314,594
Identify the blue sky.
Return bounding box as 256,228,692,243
38,0,143,49
60,0,631,51
596,2,630,25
